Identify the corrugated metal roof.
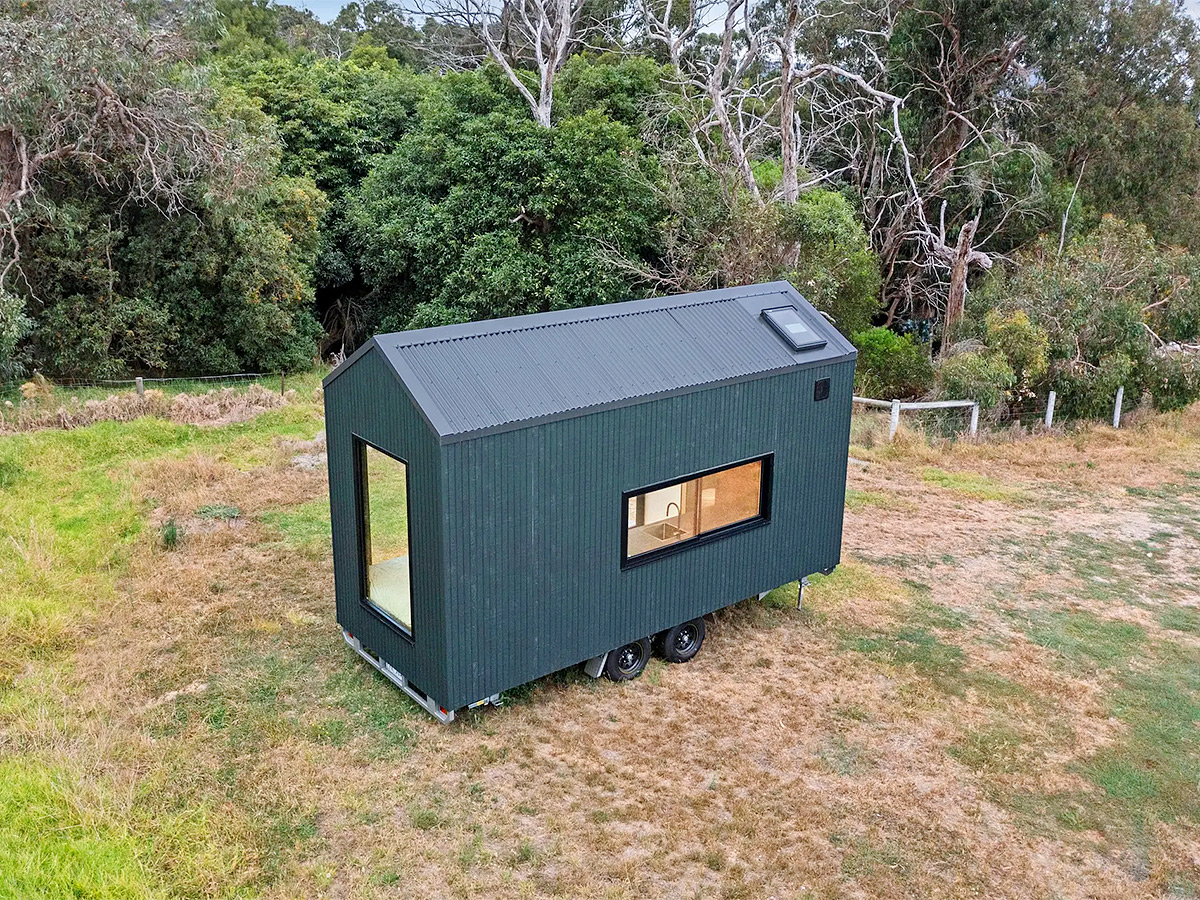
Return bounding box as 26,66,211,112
328,282,856,441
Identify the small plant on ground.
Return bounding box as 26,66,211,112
161,517,182,550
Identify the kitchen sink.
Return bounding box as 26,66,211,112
644,521,685,540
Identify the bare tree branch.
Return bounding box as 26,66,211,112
416,0,588,126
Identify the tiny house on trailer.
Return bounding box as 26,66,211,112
323,281,856,722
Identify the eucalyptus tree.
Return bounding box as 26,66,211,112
1035,0,1200,250
416,0,597,126
0,0,230,292
632,0,1057,339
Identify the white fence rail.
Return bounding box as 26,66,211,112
855,386,1128,440
853,396,980,440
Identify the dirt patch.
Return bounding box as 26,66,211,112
283,430,326,469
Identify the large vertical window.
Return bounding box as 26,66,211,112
358,439,413,635
622,455,772,565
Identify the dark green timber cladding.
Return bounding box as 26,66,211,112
437,361,853,709
325,346,450,703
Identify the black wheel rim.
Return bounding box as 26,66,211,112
674,624,698,655
616,643,644,675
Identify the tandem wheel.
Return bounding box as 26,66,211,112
602,637,652,681
656,617,705,663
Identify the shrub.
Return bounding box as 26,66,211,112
973,218,1176,415
851,327,935,399
1052,352,1135,419
0,289,30,381
936,351,1016,409
781,191,881,336
161,517,181,550
983,310,1048,389
1146,352,1200,411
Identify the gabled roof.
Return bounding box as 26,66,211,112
325,282,856,442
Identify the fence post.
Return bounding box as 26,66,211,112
1113,386,1124,428
889,399,901,441
1044,390,1056,428
135,376,144,397
969,402,980,436
280,373,285,396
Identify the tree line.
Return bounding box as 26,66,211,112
2,0,1200,416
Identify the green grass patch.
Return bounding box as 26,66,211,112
195,503,240,520
0,454,24,490
1056,531,1173,602
847,621,1031,706
1020,609,1145,672
920,467,1029,503
806,563,906,610
260,497,331,550
1003,604,1200,841
845,488,903,510
823,563,1029,702
1083,647,1200,821
759,581,799,610
848,627,968,689
1159,605,1200,634
837,835,908,880
948,725,1027,773
0,758,162,900
1124,483,1200,543
1005,790,1101,835
907,594,969,631
323,664,421,753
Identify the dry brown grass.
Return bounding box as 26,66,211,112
12,400,1200,899
884,402,1199,483
0,384,292,433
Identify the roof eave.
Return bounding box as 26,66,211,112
430,347,856,444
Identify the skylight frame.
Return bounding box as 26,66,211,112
760,305,828,352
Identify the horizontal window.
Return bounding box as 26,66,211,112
623,455,772,565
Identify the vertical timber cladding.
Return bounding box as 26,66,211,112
438,360,854,710
325,345,450,702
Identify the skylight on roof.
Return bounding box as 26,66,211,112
761,306,827,351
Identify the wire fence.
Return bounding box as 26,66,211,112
853,386,1137,442
997,395,1051,429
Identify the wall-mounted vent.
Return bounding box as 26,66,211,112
761,306,828,352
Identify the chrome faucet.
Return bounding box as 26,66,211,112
665,501,680,523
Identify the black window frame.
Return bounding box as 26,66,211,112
620,453,774,569
353,434,416,642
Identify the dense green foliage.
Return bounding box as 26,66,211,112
352,68,660,330
2,0,1199,421
21,175,324,378
937,351,1015,410
852,327,935,399
968,218,1200,414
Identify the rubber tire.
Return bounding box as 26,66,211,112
658,618,705,664
602,638,652,681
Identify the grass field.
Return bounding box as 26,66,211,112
1,380,1198,899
